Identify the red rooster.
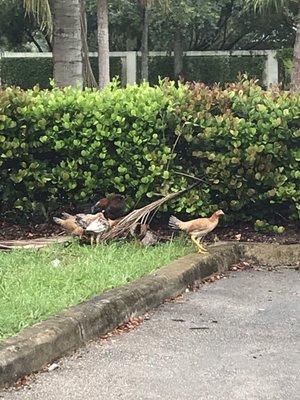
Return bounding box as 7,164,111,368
91,194,125,220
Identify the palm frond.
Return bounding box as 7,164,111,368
139,0,170,10
100,182,201,241
23,0,52,34
253,0,287,12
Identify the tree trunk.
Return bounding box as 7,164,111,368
81,0,97,87
174,27,183,80
52,0,83,88
291,7,300,93
141,5,150,82
97,0,110,89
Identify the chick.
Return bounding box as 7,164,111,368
169,210,225,253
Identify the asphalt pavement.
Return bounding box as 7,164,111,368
1,266,299,400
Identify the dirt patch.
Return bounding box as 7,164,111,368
0,219,299,245
0,220,63,241
209,224,299,245
153,223,299,245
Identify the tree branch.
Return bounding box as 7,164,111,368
26,30,43,52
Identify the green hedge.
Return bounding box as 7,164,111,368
0,57,122,89
0,58,53,89
0,79,299,222
137,55,265,85
0,53,291,89
276,48,293,90
2,55,265,89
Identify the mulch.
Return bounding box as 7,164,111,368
0,218,299,247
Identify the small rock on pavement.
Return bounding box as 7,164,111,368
47,363,59,372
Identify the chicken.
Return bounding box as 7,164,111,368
75,212,104,229
91,194,125,220
85,215,110,245
85,215,122,245
169,210,225,253
53,215,85,237
53,211,121,245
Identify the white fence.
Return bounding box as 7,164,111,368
0,50,278,87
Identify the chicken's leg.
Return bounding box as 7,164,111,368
96,234,101,245
191,235,207,254
90,235,95,246
197,237,208,253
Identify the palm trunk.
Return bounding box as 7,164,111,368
174,27,183,80
141,5,150,82
52,0,83,88
291,7,300,93
97,0,110,89
81,0,97,87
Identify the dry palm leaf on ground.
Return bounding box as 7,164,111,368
100,182,201,242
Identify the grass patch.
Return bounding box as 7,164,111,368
0,239,192,341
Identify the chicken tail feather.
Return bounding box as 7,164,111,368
53,217,63,226
75,215,87,228
169,215,182,230
61,212,73,219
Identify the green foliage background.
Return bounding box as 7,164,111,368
0,78,299,223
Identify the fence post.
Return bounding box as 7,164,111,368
0,49,3,87
125,51,137,85
121,57,127,87
264,50,278,88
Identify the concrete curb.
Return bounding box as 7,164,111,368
0,242,299,388
239,242,300,266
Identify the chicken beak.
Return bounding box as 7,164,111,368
91,203,100,214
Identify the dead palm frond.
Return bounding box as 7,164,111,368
23,0,53,35
100,182,201,241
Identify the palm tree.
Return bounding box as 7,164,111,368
140,1,151,81
139,0,169,82
52,0,83,87
81,0,97,87
254,0,300,92
98,0,110,89
24,0,83,88
23,0,53,34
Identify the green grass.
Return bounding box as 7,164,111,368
0,239,192,341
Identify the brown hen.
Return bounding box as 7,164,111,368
53,214,85,237
169,210,225,253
